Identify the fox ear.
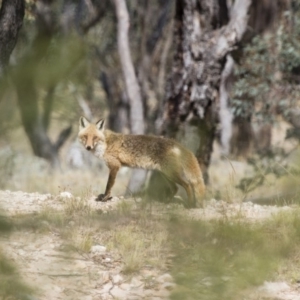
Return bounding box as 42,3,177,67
96,119,105,131
79,117,90,130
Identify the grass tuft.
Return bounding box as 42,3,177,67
108,223,167,274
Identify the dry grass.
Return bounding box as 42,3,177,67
108,223,168,274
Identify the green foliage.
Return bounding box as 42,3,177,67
232,6,300,121
169,211,300,300
236,149,289,195
279,11,300,73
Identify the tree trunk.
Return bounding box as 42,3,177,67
114,0,147,194
219,55,234,156
162,0,251,182
0,0,25,76
114,0,145,135
0,0,25,105
100,71,129,134
14,1,72,168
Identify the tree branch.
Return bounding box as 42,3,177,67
215,0,251,58
54,126,72,151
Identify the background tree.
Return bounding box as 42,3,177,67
1,0,300,197
0,0,110,167
114,0,147,194
0,0,25,76
159,0,251,183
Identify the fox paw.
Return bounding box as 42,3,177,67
95,194,112,202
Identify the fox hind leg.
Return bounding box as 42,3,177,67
171,175,196,208
163,170,196,208
161,174,178,203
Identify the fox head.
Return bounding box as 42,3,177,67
78,117,107,156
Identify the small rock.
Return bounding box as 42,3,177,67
99,271,110,283
59,191,73,199
112,274,123,284
130,277,143,287
101,282,113,293
91,245,106,254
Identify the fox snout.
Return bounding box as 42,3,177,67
86,145,92,151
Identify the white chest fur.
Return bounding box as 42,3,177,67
93,143,107,159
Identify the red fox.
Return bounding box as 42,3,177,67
78,117,205,208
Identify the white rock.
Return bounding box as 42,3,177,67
112,274,123,284
59,191,73,199
101,282,113,293
130,277,143,287
99,271,110,283
90,245,107,254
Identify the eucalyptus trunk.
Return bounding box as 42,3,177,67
162,0,251,182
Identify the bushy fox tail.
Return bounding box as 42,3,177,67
186,158,205,207
192,178,205,206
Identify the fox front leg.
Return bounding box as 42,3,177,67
96,164,120,202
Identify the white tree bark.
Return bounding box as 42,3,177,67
114,0,147,195
217,0,251,156
219,55,234,156
215,0,252,58
114,0,145,135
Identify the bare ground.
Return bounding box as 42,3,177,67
0,190,299,300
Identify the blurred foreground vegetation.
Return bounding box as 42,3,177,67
169,211,300,300
0,209,34,300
